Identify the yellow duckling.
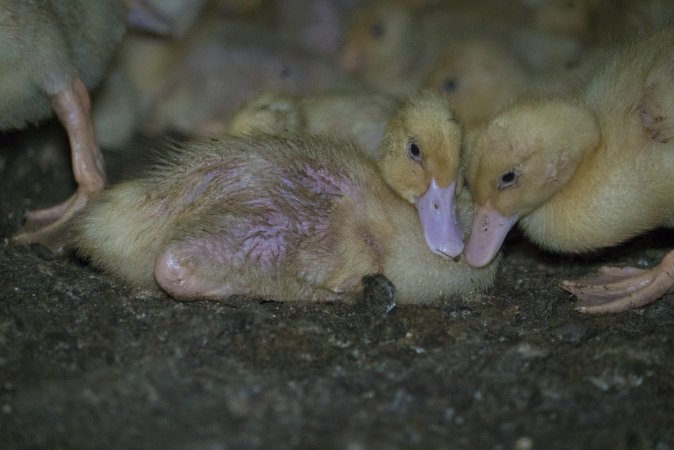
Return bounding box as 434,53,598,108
424,39,531,132
340,0,587,96
424,38,592,133
227,90,400,157
71,131,497,303
338,0,527,95
463,27,674,314
339,0,428,95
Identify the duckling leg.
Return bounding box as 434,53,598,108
12,77,106,253
561,250,674,314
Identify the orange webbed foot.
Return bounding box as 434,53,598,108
561,250,674,314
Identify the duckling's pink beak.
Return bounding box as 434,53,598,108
414,179,464,259
465,202,518,267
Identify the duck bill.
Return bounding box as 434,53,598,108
413,179,464,259
464,203,518,267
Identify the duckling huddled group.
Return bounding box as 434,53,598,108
3,0,674,313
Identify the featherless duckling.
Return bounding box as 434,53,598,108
71,134,498,303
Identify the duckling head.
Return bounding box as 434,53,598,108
464,99,600,267
424,39,526,128
378,90,465,259
228,91,304,136
339,1,415,77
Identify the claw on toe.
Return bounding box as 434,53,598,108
561,251,674,314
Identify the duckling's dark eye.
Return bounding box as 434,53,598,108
408,142,422,163
442,78,458,93
369,22,385,39
497,169,519,191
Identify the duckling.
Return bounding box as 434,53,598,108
228,90,465,258
377,91,467,259
508,0,595,71
339,0,479,95
1,0,128,252
228,90,399,157
339,0,581,96
71,133,497,303
227,91,305,137
424,39,530,132
339,0,422,94
424,38,590,132
463,27,674,314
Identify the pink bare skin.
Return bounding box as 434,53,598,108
12,77,106,254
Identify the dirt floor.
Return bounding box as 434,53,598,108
1,126,673,449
